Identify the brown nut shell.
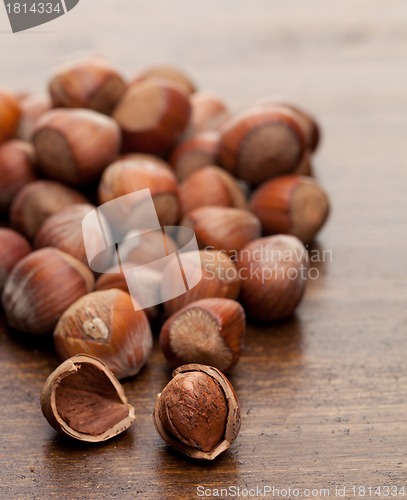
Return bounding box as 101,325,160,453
113,80,191,155
153,363,241,460
250,175,330,244
10,180,88,239
218,107,306,185
0,229,32,293
162,250,241,316
49,57,127,114
236,235,308,322
17,93,51,142
132,65,196,95
41,354,135,442
160,298,245,372
54,289,153,380
169,131,219,181
0,140,37,211
2,248,95,334
98,156,180,228
33,109,121,185
0,89,21,143
181,206,261,255
179,165,247,214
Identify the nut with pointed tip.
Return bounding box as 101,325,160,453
162,250,241,316
189,91,229,133
17,94,51,142
181,206,261,255
218,107,306,186
10,180,88,239
250,175,330,243
153,364,241,460
2,248,94,334
41,354,135,442
0,140,37,212
0,229,32,293
132,65,196,95
113,80,191,155
49,57,127,114
169,131,219,181
54,289,153,380
98,156,181,230
179,165,247,214
33,109,121,185
0,89,21,144
160,298,245,372
236,235,308,322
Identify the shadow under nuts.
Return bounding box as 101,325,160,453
54,289,153,380
153,364,241,460
2,248,94,334
41,354,135,443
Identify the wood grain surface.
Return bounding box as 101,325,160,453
1,1,407,499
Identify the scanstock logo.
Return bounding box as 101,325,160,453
82,189,203,312
3,0,79,32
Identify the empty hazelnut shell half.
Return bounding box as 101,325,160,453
153,363,241,460
41,354,135,442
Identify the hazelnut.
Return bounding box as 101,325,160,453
49,57,127,114
17,93,51,141
218,107,306,185
41,354,135,442
179,165,247,214
2,248,94,334
0,140,37,211
0,89,21,143
169,131,219,181
33,109,121,185
162,250,241,316
160,298,245,372
257,98,320,152
98,156,181,228
236,235,308,322
113,80,191,155
34,203,104,266
0,229,32,293
10,180,88,239
189,91,229,133
132,65,196,95
250,175,330,243
95,265,160,323
54,289,153,380
153,364,241,460
181,206,261,254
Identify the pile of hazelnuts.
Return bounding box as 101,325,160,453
0,57,330,460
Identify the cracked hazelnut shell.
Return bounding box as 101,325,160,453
41,354,135,442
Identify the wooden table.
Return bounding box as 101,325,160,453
1,1,407,498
